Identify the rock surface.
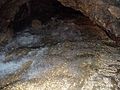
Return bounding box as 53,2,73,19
0,0,29,44
0,0,29,30
58,0,120,41
0,0,120,42
0,18,120,90
0,0,120,89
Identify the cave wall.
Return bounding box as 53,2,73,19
0,0,120,42
0,0,29,31
0,0,63,43
0,0,83,32
58,0,120,41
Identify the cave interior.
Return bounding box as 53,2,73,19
12,0,93,33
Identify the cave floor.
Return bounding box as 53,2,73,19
0,17,120,90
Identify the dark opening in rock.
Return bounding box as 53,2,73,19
0,0,108,46
12,0,84,32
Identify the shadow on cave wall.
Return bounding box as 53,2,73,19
12,0,85,32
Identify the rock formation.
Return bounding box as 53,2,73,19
0,0,120,42
58,0,120,41
0,0,29,31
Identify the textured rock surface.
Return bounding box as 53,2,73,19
0,0,29,44
0,0,63,32
0,0,74,43
58,0,120,41
0,0,120,42
0,0,29,30
0,19,120,90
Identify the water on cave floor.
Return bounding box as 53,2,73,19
0,18,120,90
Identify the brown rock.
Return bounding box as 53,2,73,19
108,6,120,19
58,0,120,41
0,0,30,32
0,0,120,42
0,29,13,44
31,19,42,30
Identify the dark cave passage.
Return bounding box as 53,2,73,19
12,0,85,32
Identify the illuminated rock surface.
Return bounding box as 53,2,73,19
0,19,120,90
